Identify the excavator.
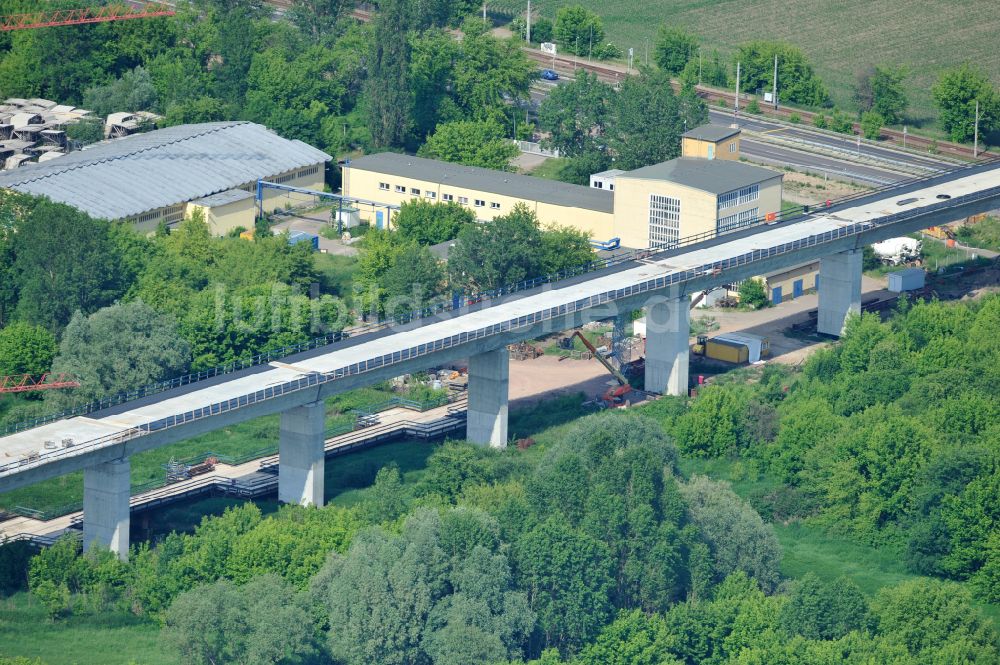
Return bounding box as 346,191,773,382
566,331,633,408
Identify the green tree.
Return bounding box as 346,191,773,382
829,108,854,134
537,71,611,157
738,278,768,308
13,200,125,332
606,69,704,170
0,322,57,378
365,0,413,148
64,119,105,145
287,0,351,41
81,66,158,117
932,62,1000,143
654,26,698,75
553,5,604,57
734,41,830,107
779,573,869,640
418,119,519,170
394,200,476,246
679,475,782,591
514,516,614,654
447,203,543,292
539,225,594,274
855,65,908,124
46,300,191,408
380,242,446,320
163,574,316,665
861,110,884,140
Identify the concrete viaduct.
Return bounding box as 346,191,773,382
2,161,1000,558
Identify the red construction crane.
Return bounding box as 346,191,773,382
0,373,80,393
0,2,175,31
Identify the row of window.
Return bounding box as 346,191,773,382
717,207,759,233
718,184,759,210
649,194,681,249
378,182,501,209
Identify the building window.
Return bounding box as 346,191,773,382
609,184,614,191
458,196,469,205
595,181,603,189
717,207,759,233
728,142,736,153
425,191,436,199
410,187,421,195
379,182,390,191
442,193,453,202
297,165,320,178
718,184,759,210
490,202,501,209
649,194,680,249
474,199,485,207
395,185,405,193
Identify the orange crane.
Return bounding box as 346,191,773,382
0,373,80,393
0,2,174,31
566,331,633,408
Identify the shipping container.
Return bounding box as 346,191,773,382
887,267,925,293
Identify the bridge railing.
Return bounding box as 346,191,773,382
2,163,998,470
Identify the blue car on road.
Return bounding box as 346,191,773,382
540,69,559,81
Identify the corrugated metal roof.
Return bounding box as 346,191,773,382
0,122,331,220
618,157,781,194
683,124,741,142
191,188,254,207
347,153,615,214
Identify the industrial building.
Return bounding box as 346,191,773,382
344,125,783,251
0,121,330,234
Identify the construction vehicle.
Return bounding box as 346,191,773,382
871,237,922,266
693,333,770,364
566,331,633,407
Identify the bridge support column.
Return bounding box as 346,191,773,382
467,348,509,448
818,249,862,337
279,402,325,506
83,458,130,560
644,296,690,396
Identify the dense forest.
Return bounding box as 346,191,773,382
2,296,999,664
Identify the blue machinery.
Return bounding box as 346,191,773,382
255,180,400,231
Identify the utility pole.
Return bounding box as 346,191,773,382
903,125,907,149
589,24,593,61
698,47,702,85
482,2,486,21
525,0,530,44
974,99,980,158
772,54,778,110
734,61,741,118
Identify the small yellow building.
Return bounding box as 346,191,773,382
680,124,741,161
185,189,256,236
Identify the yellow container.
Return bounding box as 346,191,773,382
705,339,749,364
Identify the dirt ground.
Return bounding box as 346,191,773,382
508,354,620,407
782,170,870,206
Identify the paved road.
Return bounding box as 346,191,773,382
525,79,947,186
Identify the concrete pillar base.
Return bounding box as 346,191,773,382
467,348,509,448
818,249,862,337
83,458,130,560
644,296,690,396
279,401,325,506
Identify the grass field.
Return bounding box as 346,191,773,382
502,0,1000,128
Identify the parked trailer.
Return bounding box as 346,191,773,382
693,333,770,364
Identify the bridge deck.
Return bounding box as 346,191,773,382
2,166,999,480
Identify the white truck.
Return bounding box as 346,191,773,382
871,237,922,266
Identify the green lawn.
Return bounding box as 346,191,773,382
956,215,1000,253
0,592,175,665
496,0,1000,127
313,251,357,303
679,455,1000,627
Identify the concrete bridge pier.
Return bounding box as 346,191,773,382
644,295,690,396
466,348,509,448
83,458,130,560
278,401,325,506
817,248,862,337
